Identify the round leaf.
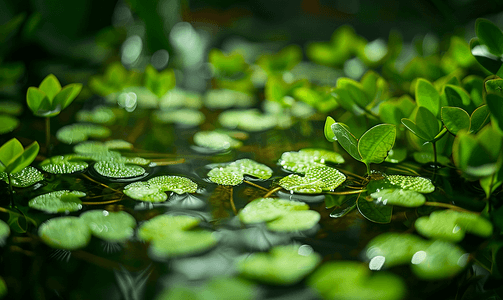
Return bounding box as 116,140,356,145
386,175,435,193
28,190,86,213
38,216,91,250
358,124,396,165
80,210,136,242
94,161,145,178
0,166,43,187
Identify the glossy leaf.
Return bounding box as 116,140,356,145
94,161,145,179
28,190,85,213
0,138,39,175
386,175,435,193
469,38,503,76
193,131,242,151
324,116,336,141
238,244,321,285
0,166,43,187
278,148,344,174
415,78,440,117
279,165,346,194
124,176,197,202
40,155,89,174
331,122,361,161
470,105,491,133
371,189,425,207
38,216,91,250
486,93,503,132
476,18,503,56
38,74,61,100
357,197,393,224
208,159,272,186
358,124,396,165
441,106,470,135
239,197,309,224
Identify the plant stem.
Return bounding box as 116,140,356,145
432,142,437,167
45,117,51,156
7,173,14,207
243,180,269,191
423,202,476,213
327,190,366,195
263,186,282,198
81,174,123,194
229,187,237,215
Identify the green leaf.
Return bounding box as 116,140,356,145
279,166,346,194
324,116,336,141
470,105,491,133
56,123,111,144
193,131,242,151
412,151,451,165
358,124,396,165
94,161,145,179
411,240,469,280
278,148,344,174
40,155,89,174
386,175,435,193
218,109,277,132
207,159,272,186
371,189,426,207
0,114,19,134
266,210,321,232
444,85,472,109
357,197,393,224
337,78,371,109
415,106,440,141
415,209,493,242
124,175,198,202
462,75,484,106
0,138,24,171
331,123,361,161
238,197,309,225
469,38,503,76
484,78,503,97
238,244,321,285
54,83,82,110
416,78,440,117
76,106,116,125
476,18,503,56
0,101,23,116
365,233,425,268
441,106,470,135
153,109,205,127
401,118,430,141
138,215,200,241
28,190,85,213
308,260,406,300
0,166,43,187
486,93,503,132
80,210,136,242
385,148,407,163
5,141,39,174
38,216,92,250
38,74,62,101
378,95,416,126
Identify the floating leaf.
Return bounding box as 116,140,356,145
0,115,19,134
124,176,198,202
76,106,116,124
279,166,346,194
0,166,43,187
56,123,111,144
193,131,242,151
415,210,493,242
39,155,89,174
218,109,277,132
80,210,136,242
208,159,272,186
138,214,217,258
357,197,393,224
365,233,468,280
371,189,426,207
0,101,23,115
385,148,407,163
278,148,344,174
153,109,205,126
412,151,451,166
238,244,321,285
204,89,255,109
386,175,435,193
308,261,406,300
28,190,86,213
38,216,91,250
266,210,320,232
94,161,145,179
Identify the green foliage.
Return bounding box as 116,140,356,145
279,165,346,194
208,49,249,78
218,109,277,132
0,115,19,134
0,166,43,187
76,106,116,125
470,19,503,77
238,244,321,285
208,159,272,186
124,176,198,202
0,138,39,175
144,65,176,98
94,161,145,179
0,219,10,242
328,122,395,174
153,109,205,127
38,216,92,250
88,62,142,96
26,74,82,117
256,45,302,75
56,123,111,144
28,190,85,213
278,148,344,174
80,210,136,242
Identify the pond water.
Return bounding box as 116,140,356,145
0,93,488,300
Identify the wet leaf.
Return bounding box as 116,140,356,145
94,161,145,178
358,124,396,165
370,189,426,207
39,155,89,174
415,209,493,242
28,190,85,213
80,210,136,242
357,197,393,224
278,148,344,174
308,261,406,300
238,244,321,285
193,131,242,151
386,175,435,193
266,210,320,232
208,159,272,186
153,109,205,126
56,123,111,144
124,176,198,202
0,166,43,187
330,122,361,161
279,166,346,194
38,216,91,250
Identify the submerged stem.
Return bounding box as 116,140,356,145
7,173,14,207
149,158,186,166
327,190,366,195
243,180,269,192
229,187,237,215
81,174,123,194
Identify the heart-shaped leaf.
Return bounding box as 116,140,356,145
94,161,145,178
80,210,136,242
56,123,111,144
124,175,197,202
415,209,493,242
208,159,272,186
238,244,321,285
278,148,344,174
308,260,406,300
28,190,86,213
0,166,43,187
279,166,346,194
38,216,92,250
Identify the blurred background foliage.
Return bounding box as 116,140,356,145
2,0,503,95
